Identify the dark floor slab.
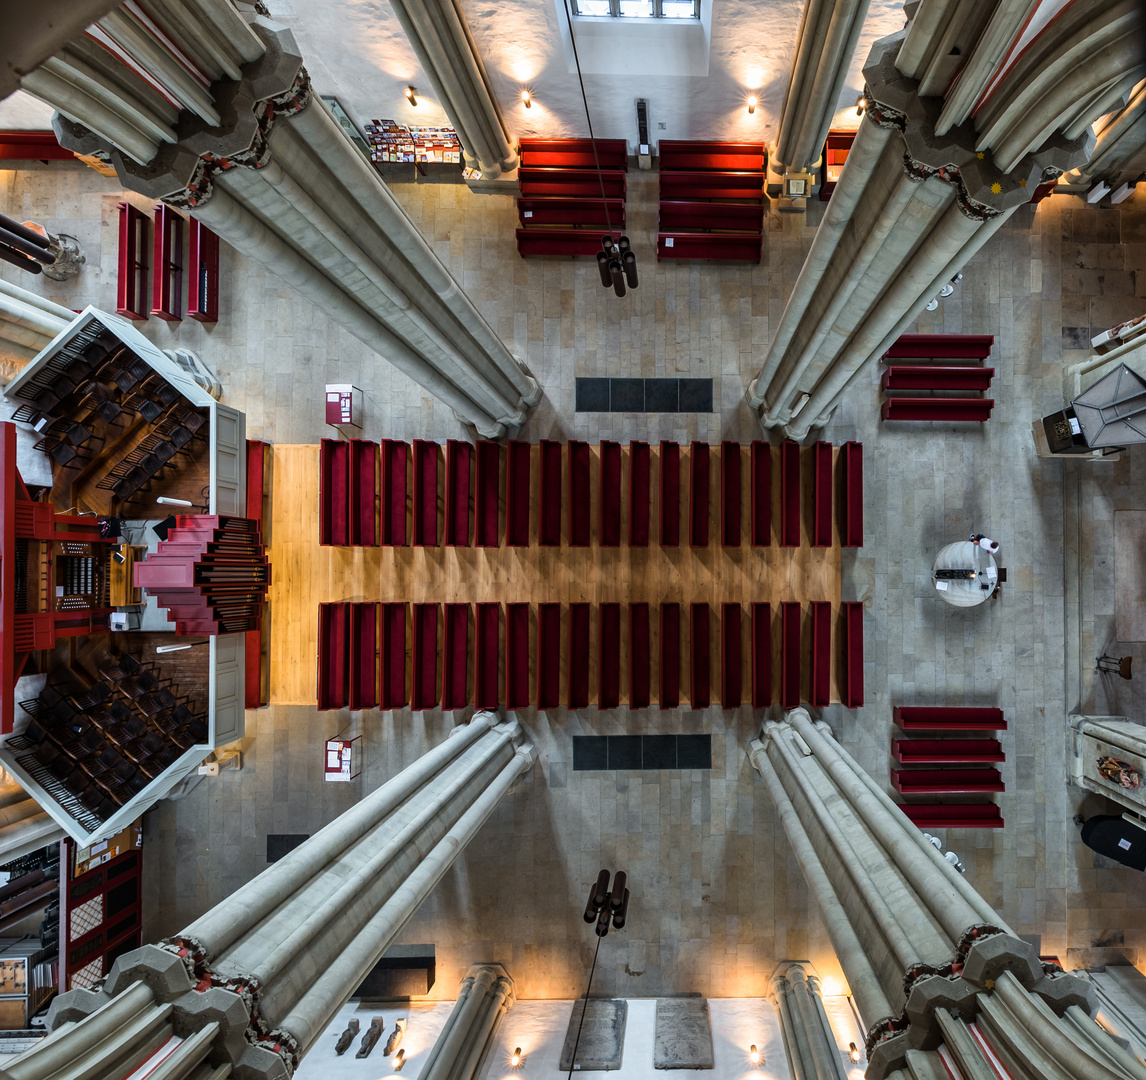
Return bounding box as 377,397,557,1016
645,379,679,412
560,999,627,1070
576,377,611,412
607,735,643,770
266,834,309,863
573,736,609,771
610,378,645,412
678,379,714,412
676,734,712,769
654,998,713,1069
642,734,678,769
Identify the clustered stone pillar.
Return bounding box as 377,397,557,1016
0,715,534,1080
419,964,516,1080
1061,78,1146,193
387,0,518,179
20,0,539,437
771,0,872,191
769,963,848,1080
749,708,1144,1080
747,0,1144,440
0,279,72,374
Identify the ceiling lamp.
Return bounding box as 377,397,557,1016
404,85,418,107
562,0,638,299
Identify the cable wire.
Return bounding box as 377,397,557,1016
566,931,604,1080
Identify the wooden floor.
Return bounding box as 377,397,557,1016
266,443,843,706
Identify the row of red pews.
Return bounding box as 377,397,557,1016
318,599,863,711
881,333,996,423
516,139,627,258
245,440,269,709
892,704,1006,829
656,141,765,263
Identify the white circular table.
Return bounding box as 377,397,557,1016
931,541,998,607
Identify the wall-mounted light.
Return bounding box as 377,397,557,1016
747,95,757,115
849,1042,861,1063
749,1044,760,1065
394,1049,407,1071
855,94,867,115
511,1047,523,1068
521,89,532,109
404,86,418,107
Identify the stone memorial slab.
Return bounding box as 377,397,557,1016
654,998,713,1069
559,998,627,1071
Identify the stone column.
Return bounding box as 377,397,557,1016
771,0,872,182
747,0,1143,440
420,964,516,1080
387,0,518,179
748,709,1141,1080
0,714,534,1080
1060,78,1146,193
769,963,848,1080
26,2,540,437
0,278,72,372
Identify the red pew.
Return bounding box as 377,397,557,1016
884,334,994,361
475,441,501,547
810,601,831,707
899,804,1005,829
599,603,621,708
380,602,408,710
630,603,650,708
780,440,800,547
381,440,408,546
519,138,629,171
659,171,763,200
569,441,591,547
412,603,439,711
893,739,1005,764
811,442,832,547
781,602,801,708
349,440,378,547
475,602,501,708
319,439,350,547
442,603,470,709
600,441,622,547
516,229,625,258
659,201,764,233
722,603,741,708
537,603,561,709
539,440,562,546
690,443,709,547
841,601,864,708
568,603,590,708
722,442,741,546
883,366,996,391
840,441,862,547
660,603,681,707
657,234,762,262
751,603,771,707
881,398,994,422
518,198,626,229
445,440,471,547
505,602,530,709
893,706,1006,730
892,767,1004,794
518,168,626,199
317,602,350,710
657,140,765,172
506,440,531,547
350,602,378,710
660,441,680,546
629,441,650,546
751,441,770,546
691,603,711,709
413,440,439,547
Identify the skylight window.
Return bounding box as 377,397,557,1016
573,0,699,17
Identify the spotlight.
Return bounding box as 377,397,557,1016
394,1049,407,1070
749,1044,760,1065
521,89,532,109
404,86,418,107
856,94,867,115
511,1047,522,1068
747,95,757,115
849,1042,861,1063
